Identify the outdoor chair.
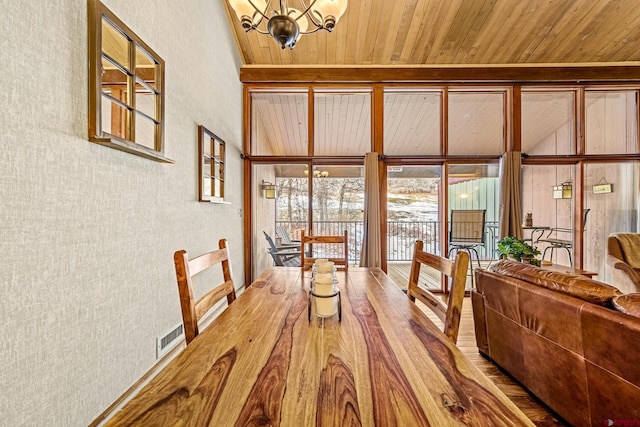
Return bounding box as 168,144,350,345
301,230,348,271
276,225,300,247
408,240,469,344
448,209,486,286
173,239,236,345
264,231,300,267
539,208,591,267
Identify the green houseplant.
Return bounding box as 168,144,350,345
496,236,541,266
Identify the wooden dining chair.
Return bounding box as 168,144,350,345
408,240,469,344
300,230,349,271
173,239,236,345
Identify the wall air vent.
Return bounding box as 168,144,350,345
156,323,184,359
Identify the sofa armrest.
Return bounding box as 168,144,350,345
606,255,640,294
471,289,489,355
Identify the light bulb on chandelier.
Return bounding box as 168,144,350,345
228,0,348,49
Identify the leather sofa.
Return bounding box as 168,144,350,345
607,233,640,294
472,260,640,426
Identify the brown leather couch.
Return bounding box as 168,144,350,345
472,260,640,426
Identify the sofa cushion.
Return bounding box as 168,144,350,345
612,293,640,318
613,233,640,268
488,260,622,305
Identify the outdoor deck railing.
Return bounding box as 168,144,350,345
275,220,499,263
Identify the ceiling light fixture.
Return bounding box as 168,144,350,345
228,0,348,49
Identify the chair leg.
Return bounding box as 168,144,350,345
564,246,572,267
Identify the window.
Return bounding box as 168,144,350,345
199,126,226,203
88,0,172,163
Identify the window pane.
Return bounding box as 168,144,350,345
135,113,155,149
387,166,441,290
135,45,158,91
253,163,309,278
311,166,364,264
101,57,131,107
448,92,505,155
135,86,157,120
448,163,499,290
384,91,441,155
102,18,130,70
101,95,129,139
314,92,371,156
522,164,576,266
522,91,575,155
251,92,308,156
585,162,639,282
586,91,638,154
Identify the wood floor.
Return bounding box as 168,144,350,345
388,262,567,426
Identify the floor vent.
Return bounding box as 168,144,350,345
157,323,184,359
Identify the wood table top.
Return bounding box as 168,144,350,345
106,267,533,426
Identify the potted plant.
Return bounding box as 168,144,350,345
496,236,541,266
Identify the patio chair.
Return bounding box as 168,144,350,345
408,240,469,344
173,239,236,345
448,210,486,286
264,231,300,267
539,208,591,267
276,225,300,246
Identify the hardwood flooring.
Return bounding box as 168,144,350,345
388,262,567,426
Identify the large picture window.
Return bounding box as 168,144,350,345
88,0,172,163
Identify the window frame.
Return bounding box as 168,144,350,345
87,0,173,163
198,125,227,203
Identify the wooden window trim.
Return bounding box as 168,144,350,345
198,125,228,203
87,0,173,163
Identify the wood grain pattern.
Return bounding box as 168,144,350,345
106,267,534,426
223,0,640,67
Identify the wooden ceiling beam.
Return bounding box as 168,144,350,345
240,65,640,83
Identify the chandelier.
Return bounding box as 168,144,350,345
228,0,348,49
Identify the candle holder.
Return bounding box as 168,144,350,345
308,262,342,322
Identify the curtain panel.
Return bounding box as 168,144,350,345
498,151,523,240
359,152,382,267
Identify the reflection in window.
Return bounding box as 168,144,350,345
586,91,638,155
522,91,575,155
448,91,505,155
384,91,441,155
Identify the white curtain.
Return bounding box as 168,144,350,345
360,152,382,267
498,151,523,240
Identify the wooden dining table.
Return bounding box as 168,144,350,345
106,267,534,426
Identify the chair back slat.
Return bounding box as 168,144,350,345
173,239,236,345
408,240,469,344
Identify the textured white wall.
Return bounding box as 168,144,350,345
0,0,243,425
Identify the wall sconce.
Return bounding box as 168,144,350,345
262,180,276,199
552,181,572,199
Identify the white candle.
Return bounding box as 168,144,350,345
316,262,334,274
314,282,337,317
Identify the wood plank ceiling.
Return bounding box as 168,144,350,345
223,0,640,158
223,0,640,66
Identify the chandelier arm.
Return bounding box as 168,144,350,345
299,26,323,35
294,0,318,20
294,0,324,29
242,0,270,20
